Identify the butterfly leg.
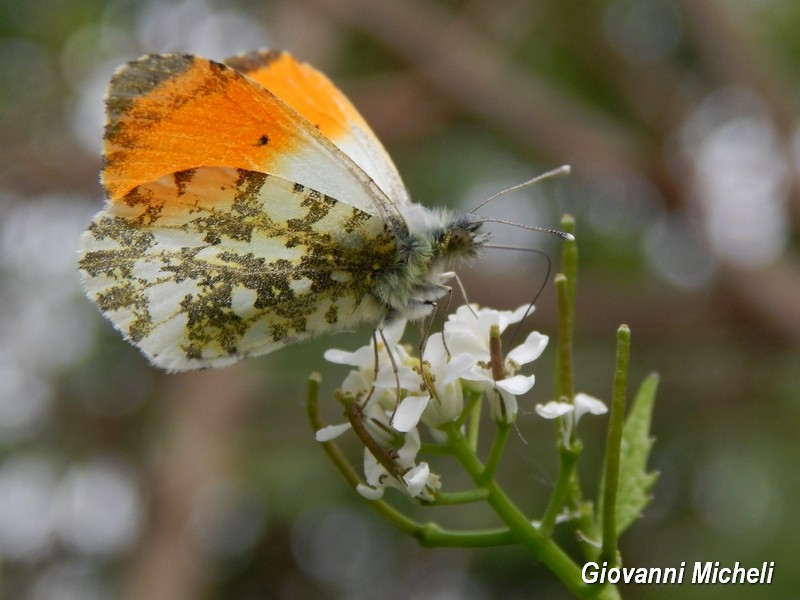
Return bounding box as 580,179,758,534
417,296,442,365
414,297,441,404
360,326,404,415
359,329,384,410
431,271,476,357
378,327,406,427
446,270,478,319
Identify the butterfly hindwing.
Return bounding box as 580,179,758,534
80,167,398,370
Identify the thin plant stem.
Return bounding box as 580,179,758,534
540,214,582,537
600,325,631,566
555,274,575,404
483,422,511,481
427,488,490,505
539,442,581,536
465,390,482,452
554,214,577,404
561,214,578,318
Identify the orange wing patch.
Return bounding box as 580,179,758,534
225,50,411,208
225,50,369,144
103,54,298,203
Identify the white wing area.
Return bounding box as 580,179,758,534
330,122,411,208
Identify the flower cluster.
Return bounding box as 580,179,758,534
316,304,555,500
305,216,654,598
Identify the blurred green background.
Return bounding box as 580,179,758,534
1,0,798,598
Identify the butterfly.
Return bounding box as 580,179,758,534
79,50,575,372
78,50,495,371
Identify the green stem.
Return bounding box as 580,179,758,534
540,441,581,536
567,474,601,560
561,214,578,315
465,390,483,452
442,422,621,600
419,442,452,455
417,523,517,547
555,214,577,404
427,488,490,505
483,422,511,481
576,500,602,560
600,326,630,566
555,274,575,405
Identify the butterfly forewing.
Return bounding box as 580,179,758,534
101,54,402,227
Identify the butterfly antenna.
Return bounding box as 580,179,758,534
473,217,574,241
468,165,571,215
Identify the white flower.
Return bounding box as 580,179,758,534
324,320,419,393
313,369,375,443
535,393,608,445
314,363,409,446
393,332,476,432
320,325,441,500
574,393,608,420
506,331,549,369
391,394,429,433
535,400,574,420
324,319,406,369
445,305,548,423
445,304,531,360
315,390,440,501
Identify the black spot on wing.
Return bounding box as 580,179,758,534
173,169,197,196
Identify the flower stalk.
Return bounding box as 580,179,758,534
601,325,631,566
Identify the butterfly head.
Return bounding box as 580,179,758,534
400,204,488,266
436,214,489,267
372,207,488,324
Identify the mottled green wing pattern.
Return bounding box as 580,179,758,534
79,167,397,371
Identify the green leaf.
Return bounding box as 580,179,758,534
614,373,660,534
